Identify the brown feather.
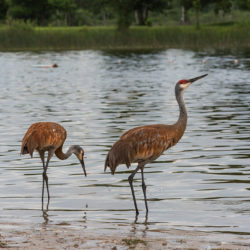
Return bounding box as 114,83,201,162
104,123,186,174
21,122,67,157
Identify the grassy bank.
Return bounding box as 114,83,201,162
0,23,249,51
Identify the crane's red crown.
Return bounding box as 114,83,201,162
178,79,188,84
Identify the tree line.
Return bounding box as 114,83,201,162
0,0,249,29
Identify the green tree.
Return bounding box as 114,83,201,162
75,0,113,25
214,0,232,15
134,0,171,25
109,0,135,30
180,0,193,24
49,0,76,25
0,0,8,20
179,0,214,24
193,0,201,28
7,0,52,25
179,0,231,26
236,0,250,10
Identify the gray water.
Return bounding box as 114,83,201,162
0,49,249,242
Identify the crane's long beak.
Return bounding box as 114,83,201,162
188,74,208,83
80,159,87,177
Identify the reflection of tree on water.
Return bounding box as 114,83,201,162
203,81,250,135
99,51,191,148
101,83,168,136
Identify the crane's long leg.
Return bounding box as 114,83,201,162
128,164,141,215
38,151,46,204
141,168,148,214
43,149,55,202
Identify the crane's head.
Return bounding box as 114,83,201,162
72,145,87,177
176,74,208,92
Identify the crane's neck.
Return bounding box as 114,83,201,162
174,88,187,134
55,146,75,160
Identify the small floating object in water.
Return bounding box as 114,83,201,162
202,59,207,64
234,59,239,65
33,63,58,68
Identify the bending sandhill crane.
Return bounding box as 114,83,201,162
21,122,86,203
105,74,208,215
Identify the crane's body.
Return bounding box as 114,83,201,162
21,122,67,158
105,74,207,215
105,123,186,175
21,122,86,204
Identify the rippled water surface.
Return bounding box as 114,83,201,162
0,49,249,242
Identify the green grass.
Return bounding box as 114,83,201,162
0,22,249,51
122,238,147,249
0,236,7,248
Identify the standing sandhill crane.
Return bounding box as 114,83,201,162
105,74,208,215
21,122,86,203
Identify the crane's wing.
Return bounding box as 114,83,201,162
105,124,176,174
21,122,67,157
21,122,41,157
120,124,175,161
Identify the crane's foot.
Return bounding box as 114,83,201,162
134,213,139,223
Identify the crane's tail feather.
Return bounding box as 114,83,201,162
21,141,36,157
21,145,29,155
21,131,38,158
104,152,116,175
104,140,132,175
104,155,109,172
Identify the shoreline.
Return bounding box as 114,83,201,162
1,222,250,249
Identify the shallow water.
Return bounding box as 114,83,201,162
0,49,249,242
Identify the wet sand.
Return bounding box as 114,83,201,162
1,222,250,249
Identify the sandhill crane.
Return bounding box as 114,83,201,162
104,74,208,215
21,122,86,203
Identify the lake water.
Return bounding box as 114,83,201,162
0,49,249,246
